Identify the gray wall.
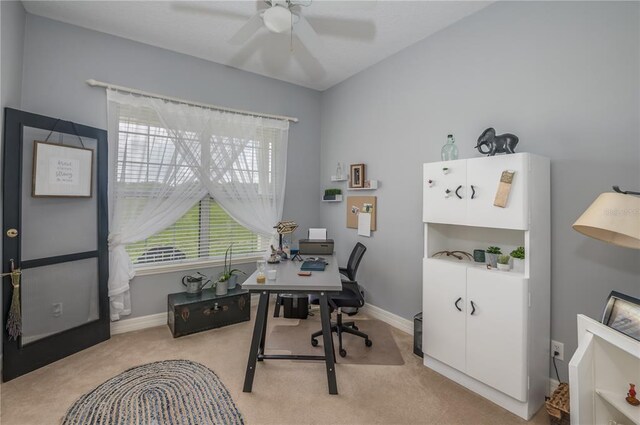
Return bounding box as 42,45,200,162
319,1,640,381
18,14,322,319
1,0,26,354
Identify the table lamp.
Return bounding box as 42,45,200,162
274,221,298,258
572,186,640,249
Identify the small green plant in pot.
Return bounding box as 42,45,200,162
485,246,502,268
510,246,525,273
497,254,511,271
323,188,342,201
215,243,246,294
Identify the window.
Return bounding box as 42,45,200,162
116,108,270,267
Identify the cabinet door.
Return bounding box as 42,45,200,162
423,160,467,224
423,258,467,372
466,154,528,229
568,332,595,425
466,268,528,401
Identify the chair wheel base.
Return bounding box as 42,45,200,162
339,349,347,357
311,338,318,347
365,339,372,347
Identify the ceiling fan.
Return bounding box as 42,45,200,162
229,1,321,55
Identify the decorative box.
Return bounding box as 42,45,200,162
167,287,250,338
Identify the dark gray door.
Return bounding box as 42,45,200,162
2,108,109,381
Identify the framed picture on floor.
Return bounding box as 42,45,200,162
32,141,94,198
349,163,365,188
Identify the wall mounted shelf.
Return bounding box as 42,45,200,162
348,180,378,190
331,176,348,182
322,195,343,202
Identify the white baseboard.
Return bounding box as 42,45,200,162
111,312,167,335
361,303,413,335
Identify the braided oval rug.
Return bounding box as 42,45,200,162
62,360,244,425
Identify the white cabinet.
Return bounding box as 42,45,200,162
422,153,550,420
569,315,640,425
423,154,529,229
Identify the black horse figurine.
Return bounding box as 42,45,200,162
475,128,519,156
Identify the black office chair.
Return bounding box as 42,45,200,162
310,242,371,357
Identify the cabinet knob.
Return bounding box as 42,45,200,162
455,185,463,199
427,179,434,187
470,300,477,315
454,297,462,312
445,189,451,198
470,185,476,199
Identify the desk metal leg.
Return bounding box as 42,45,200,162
243,291,269,393
258,292,270,361
319,292,338,395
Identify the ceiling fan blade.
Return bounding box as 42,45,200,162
294,15,322,57
229,12,264,45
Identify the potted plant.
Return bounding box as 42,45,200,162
323,188,342,201
497,255,511,271
485,246,502,268
215,243,245,293
510,246,525,273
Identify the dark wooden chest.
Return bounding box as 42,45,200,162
167,288,251,338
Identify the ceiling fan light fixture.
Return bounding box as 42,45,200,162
262,5,292,34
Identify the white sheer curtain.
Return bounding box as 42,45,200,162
107,90,289,320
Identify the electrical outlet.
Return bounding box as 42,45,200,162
52,302,63,318
551,340,564,361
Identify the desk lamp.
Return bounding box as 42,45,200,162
274,221,298,259
573,186,640,249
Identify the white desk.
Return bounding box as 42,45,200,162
242,255,342,395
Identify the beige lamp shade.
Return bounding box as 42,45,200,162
573,192,640,249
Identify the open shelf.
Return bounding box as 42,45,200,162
427,255,525,277
348,180,378,191
330,176,347,182
596,389,640,425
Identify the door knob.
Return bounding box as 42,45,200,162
6,228,18,238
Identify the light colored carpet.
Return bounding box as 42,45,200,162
0,300,550,425
267,317,404,365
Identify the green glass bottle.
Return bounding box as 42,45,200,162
441,134,458,161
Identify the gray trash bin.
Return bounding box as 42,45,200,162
414,312,423,357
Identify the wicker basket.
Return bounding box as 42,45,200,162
546,382,570,425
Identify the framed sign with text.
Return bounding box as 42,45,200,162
32,141,93,198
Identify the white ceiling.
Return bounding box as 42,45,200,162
22,1,493,91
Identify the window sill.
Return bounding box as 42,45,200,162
133,255,263,277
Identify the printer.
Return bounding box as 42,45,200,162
298,239,334,255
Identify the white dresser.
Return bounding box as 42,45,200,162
422,153,550,419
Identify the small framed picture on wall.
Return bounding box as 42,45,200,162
349,164,365,188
